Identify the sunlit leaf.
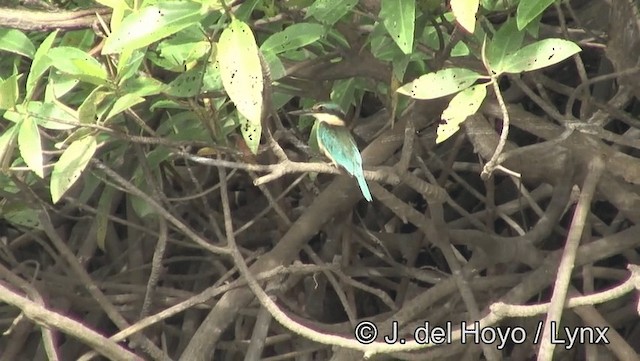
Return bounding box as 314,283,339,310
451,0,479,33
26,30,58,99
501,38,581,74
50,135,97,203
78,87,110,124
217,18,263,153
103,1,204,54
18,116,44,178
398,68,482,99
0,28,35,58
486,18,524,74
148,38,210,72
5,102,77,130
117,48,146,82
437,84,487,143
48,47,109,86
104,94,145,121
0,73,20,110
237,113,261,155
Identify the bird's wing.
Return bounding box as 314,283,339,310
317,123,363,177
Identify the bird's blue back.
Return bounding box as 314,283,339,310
317,122,362,175
316,122,372,201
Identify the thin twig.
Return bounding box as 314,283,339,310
537,156,605,361
481,79,511,179
38,211,169,361
0,283,141,361
92,159,230,255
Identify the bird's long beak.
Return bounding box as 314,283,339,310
288,109,314,116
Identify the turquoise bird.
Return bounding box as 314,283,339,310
290,102,372,202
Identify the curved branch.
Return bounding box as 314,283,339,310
0,7,111,31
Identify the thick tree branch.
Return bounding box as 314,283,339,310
0,7,111,31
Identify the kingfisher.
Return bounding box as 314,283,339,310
290,102,372,202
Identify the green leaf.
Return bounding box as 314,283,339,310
260,23,326,54
370,23,404,61
392,53,411,80
26,31,58,99
306,0,358,25
103,1,205,54
18,116,44,178
516,0,555,30
501,38,581,74
5,102,77,130
234,0,260,21
60,29,95,50
0,125,19,169
330,78,356,112
105,94,145,121
486,18,525,74
0,28,35,58
2,202,40,229
380,0,415,54
261,51,285,81
217,18,263,152
78,87,110,124
148,38,210,71
451,0,478,33
150,99,186,111
46,71,79,99
117,48,145,82
437,84,487,143
50,135,97,203
165,61,222,97
48,47,109,86
95,185,116,251
121,75,167,97
130,172,157,218
398,68,482,99
0,73,20,110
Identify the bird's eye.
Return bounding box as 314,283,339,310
316,105,325,112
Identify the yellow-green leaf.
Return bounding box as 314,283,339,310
217,18,263,153
451,0,479,33
437,84,487,143
0,73,20,110
18,116,44,177
501,38,581,74
0,28,35,58
50,135,97,203
26,30,58,99
103,1,204,54
104,93,145,121
398,68,482,99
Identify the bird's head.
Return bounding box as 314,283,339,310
289,102,347,126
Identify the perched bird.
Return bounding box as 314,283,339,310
290,102,372,202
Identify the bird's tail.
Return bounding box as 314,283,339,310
356,173,372,202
